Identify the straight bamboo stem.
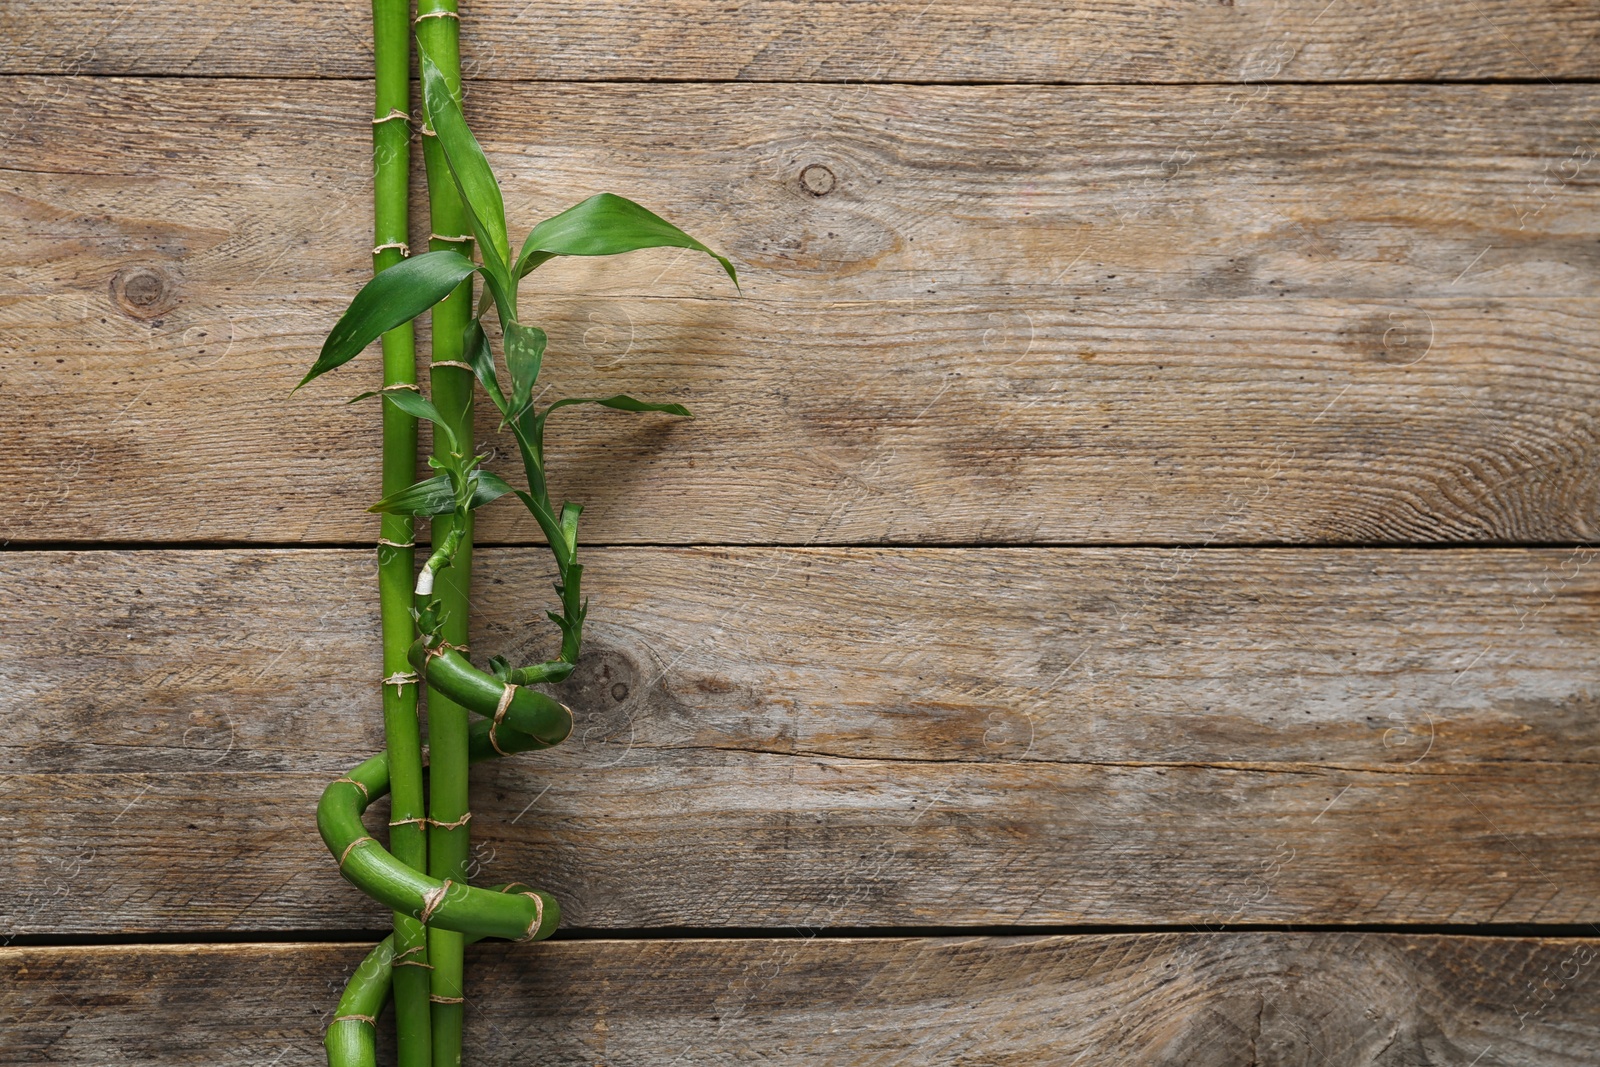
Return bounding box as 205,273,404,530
415,3,475,1062
371,0,432,1061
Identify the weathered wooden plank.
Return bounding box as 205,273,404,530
6,935,1599,1065
3,1,1597,83
5,547,1597,931
3,77,1597,544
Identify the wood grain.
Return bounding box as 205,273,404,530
3,0,1597,83
3,77,1597,544
5,547,1597,932
7,935,1600,1065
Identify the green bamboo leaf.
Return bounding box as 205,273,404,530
513,193,738,289
370,471,515,515
545,394,693,419
382,389,458,453
514,489,572,571
504,321,547,417
559,501,582,555
299,250,478,388
418,45,511,285
463,319,506,412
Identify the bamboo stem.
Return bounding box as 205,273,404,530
316,720,562,945
415,2,475,1061
325,882,559,1067
370,0,431,1061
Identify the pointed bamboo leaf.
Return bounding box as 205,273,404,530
463,319,506,412
513,193,738,289
514,489,572,570
472,472,515,507
382,389,458,452
545,394,693,419
418,45,511,285
504,321,547,416
369,471,515,515
299,250,478,388
559,501,582,555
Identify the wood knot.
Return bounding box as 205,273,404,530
799,163,837,197
111,266,177,320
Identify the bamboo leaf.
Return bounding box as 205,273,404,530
463,319,506,412
513,193,738,289
504,321,547,417
559,501,582,555
472,472,515,508
382,389,458,452
545,394,693,419
418,45,512,285
514,489,572,571
299,250,478,388
370,471,515,515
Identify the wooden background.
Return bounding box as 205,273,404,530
3,2,1599,1063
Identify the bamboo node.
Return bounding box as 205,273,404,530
429,233,473,244
429,994,466,1004
419,880,453,924
338,836,375,869
333,1013,378,1026
414,9,461,22
372,241,410,257
332,776,369,799
388,815,428,828
372,108,410,125
420,124,437,137
382,669,421,689
422,639,469,668
381,382,421,394
488,683,519,756
517,891,546,942
430,811,473,830
392,947,435,972
431,360,475,372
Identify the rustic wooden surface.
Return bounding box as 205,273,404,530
7,935,1600,1065
4,77,1598,544
4,0,1598,82
6,1,1598,1061
5,547,1597,933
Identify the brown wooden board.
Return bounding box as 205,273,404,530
5,547,1597,933
3,78,1597,545
3,1,1597,83
6,935,1600,1065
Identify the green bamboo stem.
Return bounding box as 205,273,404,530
410,640,573,746
415,4,475,1061
370,0,430,1061
316,718,562,945
325,880,554,1067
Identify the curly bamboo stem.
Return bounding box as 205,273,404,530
317,719,562,945
326,881,553,1067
